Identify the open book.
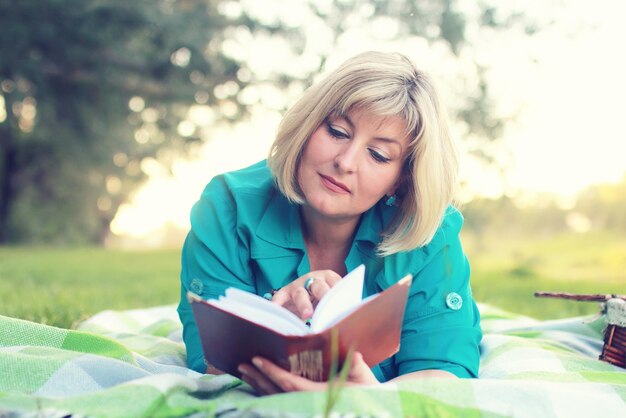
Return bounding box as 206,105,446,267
188,265,412,381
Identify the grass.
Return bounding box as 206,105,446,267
0,247,181,328
463,230,626,319
1,230,624,328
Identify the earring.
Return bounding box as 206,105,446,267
385,195,397,207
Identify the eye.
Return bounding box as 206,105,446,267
368,148,391,164
325,121,349,140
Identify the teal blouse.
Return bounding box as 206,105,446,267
177,160,482,380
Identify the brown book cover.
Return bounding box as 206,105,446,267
189,267,412,381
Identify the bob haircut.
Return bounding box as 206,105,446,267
268,51,458,256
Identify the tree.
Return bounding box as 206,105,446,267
575,176,626,232
0,0,532,244
0,0,258,243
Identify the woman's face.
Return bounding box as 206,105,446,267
297,108,410,223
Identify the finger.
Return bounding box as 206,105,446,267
252,357,325,392
294,286,314,319
239,363,283,395
270,288,290,306
242,375,277,396
310,279,330,302
240,373,265,395
319,270,343,287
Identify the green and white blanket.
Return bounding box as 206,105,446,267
1,304,625,417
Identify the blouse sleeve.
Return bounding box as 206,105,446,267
177,176,255,373
383,208,482,379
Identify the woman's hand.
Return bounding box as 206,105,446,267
238,351,379,395
271,270,342,319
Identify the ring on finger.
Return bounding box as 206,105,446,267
303,277,316,294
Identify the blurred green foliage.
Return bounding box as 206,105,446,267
0,0,251,244
460,182,626,317
575,176,626,231
462,175,626,237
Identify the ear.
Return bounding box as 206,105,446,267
387,171,408,197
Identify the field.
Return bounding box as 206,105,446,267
0,247,181,329
464,230,626,318
1,231,624,329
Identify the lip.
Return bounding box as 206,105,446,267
319,174,351,194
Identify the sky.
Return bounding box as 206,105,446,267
471,0,626,198
110,0,626,241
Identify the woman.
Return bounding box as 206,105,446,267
177,51,482,394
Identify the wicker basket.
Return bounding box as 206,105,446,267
535,292,626,369
599,298,626,368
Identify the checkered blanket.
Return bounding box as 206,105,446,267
1,305,625,418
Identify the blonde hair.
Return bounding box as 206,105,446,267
268,51,458,256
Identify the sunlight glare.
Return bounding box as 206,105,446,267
0,95,6,123
111,107,280,239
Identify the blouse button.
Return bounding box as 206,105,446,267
446,292,463,310
189,278,204,295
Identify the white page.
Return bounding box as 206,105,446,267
211,288,310,335
224,288,308,327
209,296,308,336
309,264,365,333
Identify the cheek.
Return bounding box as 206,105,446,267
297,140,317,188
296,154,312,191
362,168,402,197
301,137,325,164
303,124,340,165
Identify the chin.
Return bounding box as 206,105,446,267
313,205,359,221
305,200,340,216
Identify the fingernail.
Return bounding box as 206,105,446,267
252,357,263,368
238,365,247,375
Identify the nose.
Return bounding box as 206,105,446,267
334,142,360,173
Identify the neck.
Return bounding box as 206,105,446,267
299,206,360,274
300,206,360,249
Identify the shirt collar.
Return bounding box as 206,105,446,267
256,189,306,250
353,200,394,245
256,190,395,251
